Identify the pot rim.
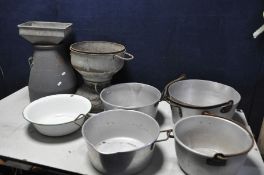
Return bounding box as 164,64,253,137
70,41,126,54
168,79,241,109
22,94,92,126
82,109,160,155
100,82,162,109
173,115,254,158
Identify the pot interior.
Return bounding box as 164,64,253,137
100,83,161,108
70,41,125,54
23,94,91,125
174,115,253,157
168,79,241,107
82,110,159,154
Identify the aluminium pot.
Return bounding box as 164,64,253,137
100,83,161,117
70,41,134,83
162,75,241,123
82,109,171,175
173,115,254,175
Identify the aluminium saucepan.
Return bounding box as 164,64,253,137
161,75,241,122
173,114,254,175
82,109,172,175
100,83,161,118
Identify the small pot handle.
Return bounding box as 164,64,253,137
166,95,234,113
166,100,183,118
155,129,174,143
198,100,234,112
219,100,234,113
151,129,173,150
73,113,90,127
114,51,134,61
160,74,186,101
206,153,228,166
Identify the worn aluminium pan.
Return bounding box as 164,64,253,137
162,75,241,122
82,109,171,175
173,115,254,175
100,83,161,118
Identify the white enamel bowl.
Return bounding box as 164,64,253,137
23,94,92,136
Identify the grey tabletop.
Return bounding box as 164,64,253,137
0,87,263,175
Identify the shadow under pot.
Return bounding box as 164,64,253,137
162,76,241,123
173,115,254,175
81,109,171,175
100,83,161,118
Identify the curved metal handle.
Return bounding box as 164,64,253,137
219,100,234,113
201,111,253,135
160,74,186,102
201,100,234,115
151,129,173,150
155,129,174,143
114,51,134,61
167,100,183,118
73,113,90,127
167,95,234,112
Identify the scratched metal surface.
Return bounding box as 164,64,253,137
0,87,263,175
